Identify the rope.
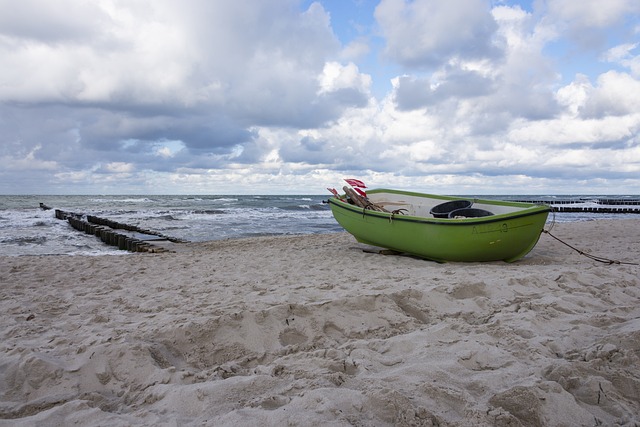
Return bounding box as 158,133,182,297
541,229,639,266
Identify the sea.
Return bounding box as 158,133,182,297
1,194,639,256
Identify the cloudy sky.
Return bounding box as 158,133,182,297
1,0,639,195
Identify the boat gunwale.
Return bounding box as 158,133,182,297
328,189,551,226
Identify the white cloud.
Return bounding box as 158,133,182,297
154,140,185,158
340,38,371,61
555,74,591,116
507,113,640,146
546,0,640,29
0,1,197,104
375,0,499,69
542,0,640,52
602,43,640,77
0,144,58,171
580,71,640,117
0,0,103,42
0,0,342,112
602,43,638,63
0,0,639,194
104,162,134,173
318,62,372,94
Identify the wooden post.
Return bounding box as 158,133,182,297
342,186,389,212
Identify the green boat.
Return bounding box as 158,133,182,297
328,189,551,262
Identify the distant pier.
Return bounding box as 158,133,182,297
54,209,187,253
511,198,640,214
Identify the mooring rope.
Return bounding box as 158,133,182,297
541,229,639,266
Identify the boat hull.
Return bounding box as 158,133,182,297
329,189,550,262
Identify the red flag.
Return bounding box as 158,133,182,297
354,187,367,197
327,188,339,197
344,178,367,188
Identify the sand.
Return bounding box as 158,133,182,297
1,219,639,426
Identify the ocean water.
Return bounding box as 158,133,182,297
0,195,339,256
1,194,638,256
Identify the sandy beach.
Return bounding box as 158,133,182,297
1,219,639,426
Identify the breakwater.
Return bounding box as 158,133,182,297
54,209,187,253
512,198,640,214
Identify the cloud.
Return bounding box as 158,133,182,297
393,69,496,110
0,0,639,194
340,38,371,61
602,43,640,77
580,71,640,117
388,3,560,123
0,0,104,43
0,0,374,189
375,0,500,69
545,0,640,29
542,0,640,51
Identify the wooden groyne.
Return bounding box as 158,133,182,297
512,198,640,214
54,209,187,253
549,206,640,214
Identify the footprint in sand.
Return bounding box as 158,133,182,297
278,328,308,346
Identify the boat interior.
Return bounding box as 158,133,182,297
366,191,534,219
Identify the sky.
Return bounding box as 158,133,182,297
1,0,639,195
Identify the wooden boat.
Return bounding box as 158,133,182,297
328,188,551,262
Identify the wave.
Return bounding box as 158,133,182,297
191,209,227,215
277,204,330,212
89,197,154,204
1,236,47,245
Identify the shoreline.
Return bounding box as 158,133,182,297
1,219,639,425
